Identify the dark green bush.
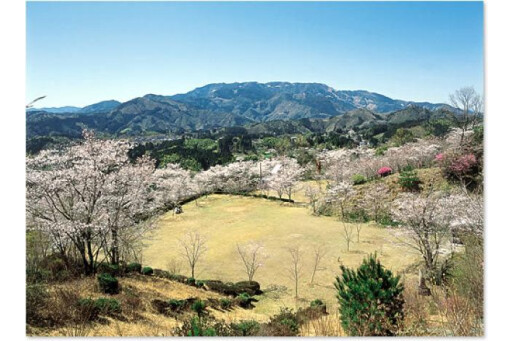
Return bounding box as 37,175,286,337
126,262,142,273
352,174,367,185
375,146,388,156
220,298,232,310
176,316,217,336
335,253,404,336
141,266,153,276
186,277,196,285
93,297,122,315
398,165,421,192
96,263,120,276
237,293,252,308
77,297,121,319
76,298,101,321
234,281,263,296
310,299,325,308
191,299,206,317
168,299,186,311
231,320,261,336
196,280,205,288
97,273,119,294
266,307,299,336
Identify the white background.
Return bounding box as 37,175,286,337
0,0,511,339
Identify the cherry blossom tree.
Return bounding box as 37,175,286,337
391,191,456,276
102,155,156,264
26,130,156,273
192,170,217,198
361,182,390,222
304,184,322,214
319,149,354,183
267,158,303,200
447,188,484,238
326,181,355,219
153,163,194,211
201,161,260,194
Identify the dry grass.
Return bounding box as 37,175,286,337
299,308,345,336
27,274,233,337
143,194,420,318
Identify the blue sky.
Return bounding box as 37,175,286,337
26,1,483,107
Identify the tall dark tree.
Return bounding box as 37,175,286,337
334,253,404,336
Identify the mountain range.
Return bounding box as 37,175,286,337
27,82,456,138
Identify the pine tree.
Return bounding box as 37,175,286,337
398,165,421,191
334,253,404,336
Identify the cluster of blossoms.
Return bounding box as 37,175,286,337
391,189,483,271
318,139,442,184
447,154,478,175
443,128,474,150
193,157,303,199
377,167,392,177
153,163,195,209
26,131,157,272
325,181,356,217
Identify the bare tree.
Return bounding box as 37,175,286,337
166,258,183,275
304,184,322,214
178,231,208,279
286,246,303,298
450,87,482,146
341,222,356,252
310,245,328,285
237,242,266,282
354,219,364,243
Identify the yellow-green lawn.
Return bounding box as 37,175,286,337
143,194,420,318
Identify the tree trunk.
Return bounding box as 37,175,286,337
86,237,95,274
295,276,298,298
111,226,119,265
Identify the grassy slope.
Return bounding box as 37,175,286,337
143,194,420,318
28,274,230,336
31,169,449,336
262,167,450,203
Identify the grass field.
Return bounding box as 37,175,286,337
143,193,421,318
